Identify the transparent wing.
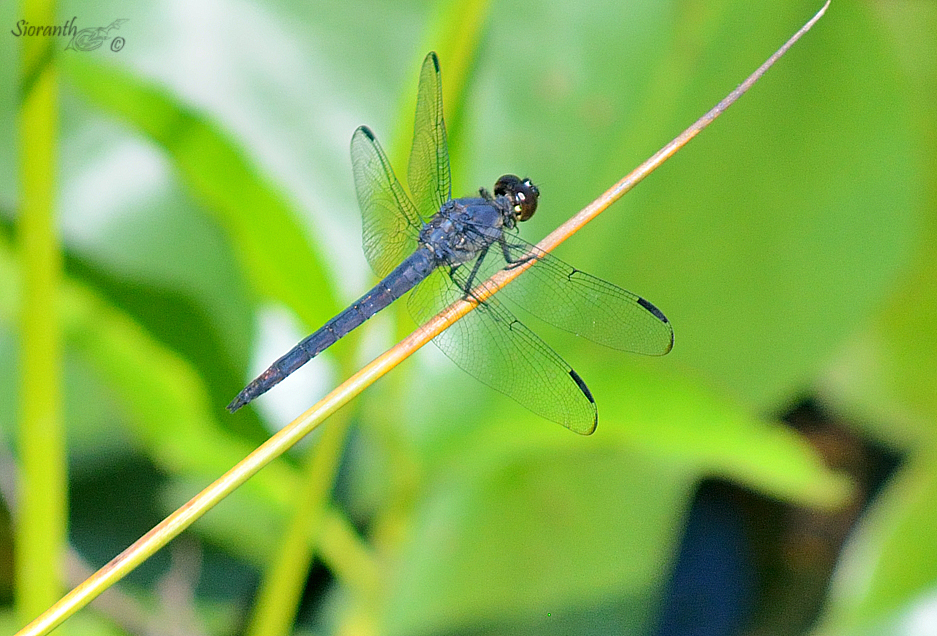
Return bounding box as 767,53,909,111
408,261,597,434
494,236,674,356
407,51,451,219
351,126,422,278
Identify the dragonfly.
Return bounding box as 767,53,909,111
228,52,673,434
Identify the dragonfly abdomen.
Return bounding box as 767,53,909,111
227,248,436,413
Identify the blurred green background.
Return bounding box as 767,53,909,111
1,0,935,635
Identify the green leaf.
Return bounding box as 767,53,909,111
818,1,937,448
384,443,688,636
460,0,921,413
61,56,337,332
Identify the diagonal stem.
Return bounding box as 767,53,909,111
14,3,829,634
493,0,831,287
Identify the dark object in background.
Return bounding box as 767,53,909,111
655,399,901,636
655,481,757,636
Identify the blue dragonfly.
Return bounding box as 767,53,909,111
228,52,673,434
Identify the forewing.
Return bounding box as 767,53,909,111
351,126,422,278
497,237,674,355
407,52,452,219
408,263,597,434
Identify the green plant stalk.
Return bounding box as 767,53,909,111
318,506,380,595
246,411,355,636
374,0,492,597
376,0,493,548
389,0,491,175
324,508,383,636
15,0,67,628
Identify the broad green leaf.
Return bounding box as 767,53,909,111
459,0,920,414
61,55,338,334
384,444,689,636
818,1,937,448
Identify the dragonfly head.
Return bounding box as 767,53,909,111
495,175,539,222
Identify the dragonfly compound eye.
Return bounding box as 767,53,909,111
495,174,539,221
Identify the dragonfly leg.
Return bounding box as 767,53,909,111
500,237,537,270
458,246,490,302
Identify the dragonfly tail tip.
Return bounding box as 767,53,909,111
226,394,248,413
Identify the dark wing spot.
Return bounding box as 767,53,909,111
358,125,376,141
637,296,669,324
569,369,595,403
569,369,598,435
429,51,440,72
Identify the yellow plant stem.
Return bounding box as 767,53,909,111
16,0,68,629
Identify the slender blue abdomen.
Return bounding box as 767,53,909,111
227,248,435,412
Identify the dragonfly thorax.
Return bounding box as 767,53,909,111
419,197,509,267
